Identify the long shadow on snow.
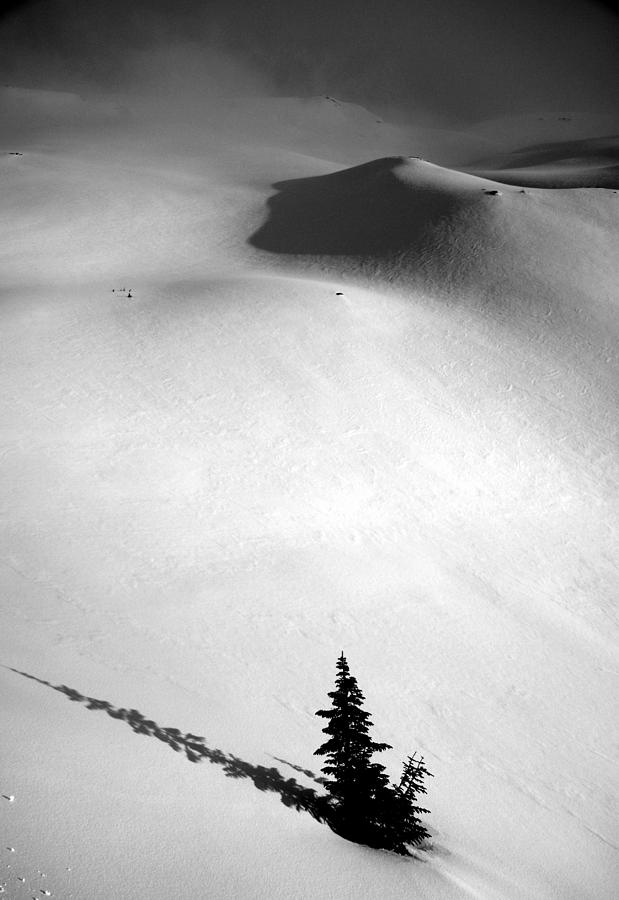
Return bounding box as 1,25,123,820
249,156,459,258
7,667,330,823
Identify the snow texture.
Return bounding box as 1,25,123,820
1,89,618,899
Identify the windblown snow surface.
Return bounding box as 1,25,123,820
1,92,618,899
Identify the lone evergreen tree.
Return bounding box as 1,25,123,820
314,652,392,845
315,653,433,854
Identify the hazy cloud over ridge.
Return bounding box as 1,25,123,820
1,0,617,122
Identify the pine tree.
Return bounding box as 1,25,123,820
363,753,433,854
314,654,434,854
394,753,433,846
314,652,392,844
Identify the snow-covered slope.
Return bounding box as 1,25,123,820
1,95,618,899
468,135,619,188
463,112,619,187
465,110,619,154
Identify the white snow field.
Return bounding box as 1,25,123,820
1,91,618,899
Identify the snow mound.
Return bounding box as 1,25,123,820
251,155,512,257
250,156,619,315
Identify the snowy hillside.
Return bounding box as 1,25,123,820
1,91,618,899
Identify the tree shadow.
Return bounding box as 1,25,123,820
270,756,329,786
6,667,330,823
249,156,458,258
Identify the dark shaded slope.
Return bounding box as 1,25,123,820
251,157,459,257
249,156,619,322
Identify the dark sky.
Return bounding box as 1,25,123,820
1,0,617,122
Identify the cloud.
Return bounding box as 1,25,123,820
126,41,272,101
0,0,617,122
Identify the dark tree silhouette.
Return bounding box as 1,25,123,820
384,753,433,852
315,653,432,854
314,651,392,846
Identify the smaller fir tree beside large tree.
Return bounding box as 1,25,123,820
382,753,433,852
315,652,432,854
